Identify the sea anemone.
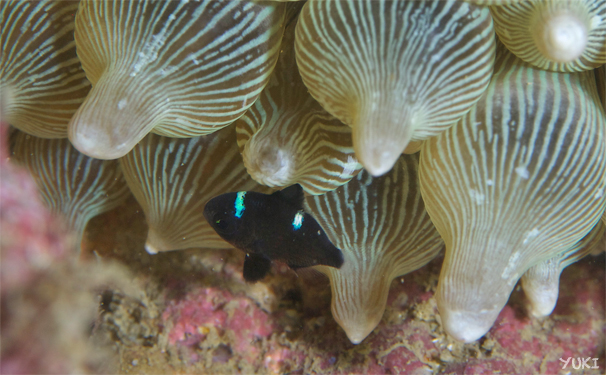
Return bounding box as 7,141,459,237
490,0,606,71
295,0,496,176
0,1,90,137
68,0,286,159
419,43,605,342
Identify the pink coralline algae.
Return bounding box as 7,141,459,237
230,299,276,352
162,286,276,363
0,123,71,290
0,123,134,375
162,288,230,347
151,253,604,374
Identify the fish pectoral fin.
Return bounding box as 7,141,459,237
243,253,272,282
272,184,304,208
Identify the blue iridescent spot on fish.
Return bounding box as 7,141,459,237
292,211,304,230
235,191,246,218
203,184,344,282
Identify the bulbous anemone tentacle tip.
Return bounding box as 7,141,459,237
336,313,383,345
243,141,295,187
144,228,170,254
521,223,604,318
144,228,159,254
525,287,558,318
145,223,183,254
357,147,402,177
352,104,413,176
144,241,159,255
330,278,390,344
537,12,588,63
492,0,602,71
344,326,374,345
67,75,162,159
69,124,140,160
438,305,501,343
353,133,407,177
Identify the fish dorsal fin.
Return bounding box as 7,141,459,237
273,184,304,208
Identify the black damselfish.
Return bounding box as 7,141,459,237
203,184,344,282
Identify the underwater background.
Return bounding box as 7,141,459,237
1,0,605,374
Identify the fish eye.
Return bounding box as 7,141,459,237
214,218,230,231
212,213,236,234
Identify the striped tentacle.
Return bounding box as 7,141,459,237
521,220,604,318
491,0,606,72
462,0,528,5
305,154,443,344
419,45,606,343
0,1,90,137
596,64,605,112
69,0,285,159
236,5,362,195
295,0,495,176
9,128,131,251
120,125,272,254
